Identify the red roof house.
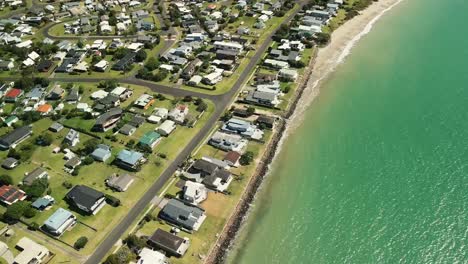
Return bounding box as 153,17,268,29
4,88,23,102
0,185,27,205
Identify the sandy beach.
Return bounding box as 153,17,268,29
205,0,404,263
291,0,403,128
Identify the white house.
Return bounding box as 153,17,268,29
183,181,207,205
157,120,176,136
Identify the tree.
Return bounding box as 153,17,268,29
104,247,133,264
23,207,37,218
80,138,100,155
196,101,207,112
35,134,53,146
3,201,29,222
246,107,256,116
314,32,331,46
123,235,147,250
0,175,13,186
23,178,48,199
82,156,94,166
135,49,147,62
144,57,159,71
74,236,88,250
240,151,254,165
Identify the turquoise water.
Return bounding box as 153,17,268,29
228,0,468,263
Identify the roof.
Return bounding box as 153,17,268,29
107,174,134,191
0,185,26,205
139,131,160,146
117,150,143,165
119,124,136,135
224,151,241,164
44,208,74,231
2,157,18,168
95,108,123,126
49,122,64,131
31,196,53,209
14,237,49,264
91,144,111,160
160,199,205,229
5,88,22,98
66,185,104,211
149,228,186,252
37,104,52,113
0,126,32,149
23,167,47,185
192,159,218,175
138,248,166,264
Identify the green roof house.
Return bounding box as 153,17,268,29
4,116,18,127
138,131,161,148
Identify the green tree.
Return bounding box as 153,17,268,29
23,178,48,199
0,175,13,186
3,201,28,222
246,107,256,116
240,151,254,165
123,235,147,250
35,134,53,146
74,236,88,250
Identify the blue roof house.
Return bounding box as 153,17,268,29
91,144,112,162
115,150,145,171
43,208,76,236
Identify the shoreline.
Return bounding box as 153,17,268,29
204,0,403,263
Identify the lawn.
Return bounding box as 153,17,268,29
128,129,274,264
0,82,216,258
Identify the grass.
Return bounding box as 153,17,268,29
128,129,274,264
0,225,80,264
0,82,215,259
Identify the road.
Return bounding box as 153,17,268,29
82,3,305,263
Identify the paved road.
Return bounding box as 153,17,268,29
83,3,305,263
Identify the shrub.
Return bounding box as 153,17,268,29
62,181,73,189
105,194,121,207
74,236,88,250
240,151,254,165
0,174,13,186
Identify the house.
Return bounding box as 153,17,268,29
147,229,190,257
128,115,145,127
187,75,202,86
13,237,50,264
213,41,243,52
42,208,76,236
112,52,136,71
181,59,201,80
0,60,14,70
47,85,65,100
65,89,80,103
256,115,275,129
49,122,64,132
36,60,53,72
115,149,145,171
31,195,54,210
202,70,223,85
94,60,109,72
264,59,289,69
137,248,167,264
223,151,241,167
93,108,123,131
63,129,80,147
26,87,46,102
134,94,155,109
168,105,189,124
66,185,106,215
184,159,233,192
182,181,207,205
95,94,120,112
111,86,133,101
1,157,19,169
91,144,112,162
138,131,161,149
36,104,53,114
119,124,136,136
0,126,33,150
245,90,280,107
3,116,19,127
64,156,81,172
4,88,23,102
222,118,264,139
278,68,299,81
106,173,134,192
209,132,247,152
158,199,206,231
0,185,26,205
23,167,48,186
255,73,277,85
91,90,109,100
157,120,176,136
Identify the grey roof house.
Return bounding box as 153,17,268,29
91,144,112,162
147,228,190,257
65,185,106,215
106,173,134,192
0,126,33,150
23,167,49,186
158,199,206,231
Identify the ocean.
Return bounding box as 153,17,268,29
227,0,468,263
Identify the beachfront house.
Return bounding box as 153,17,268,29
158,199,206,231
